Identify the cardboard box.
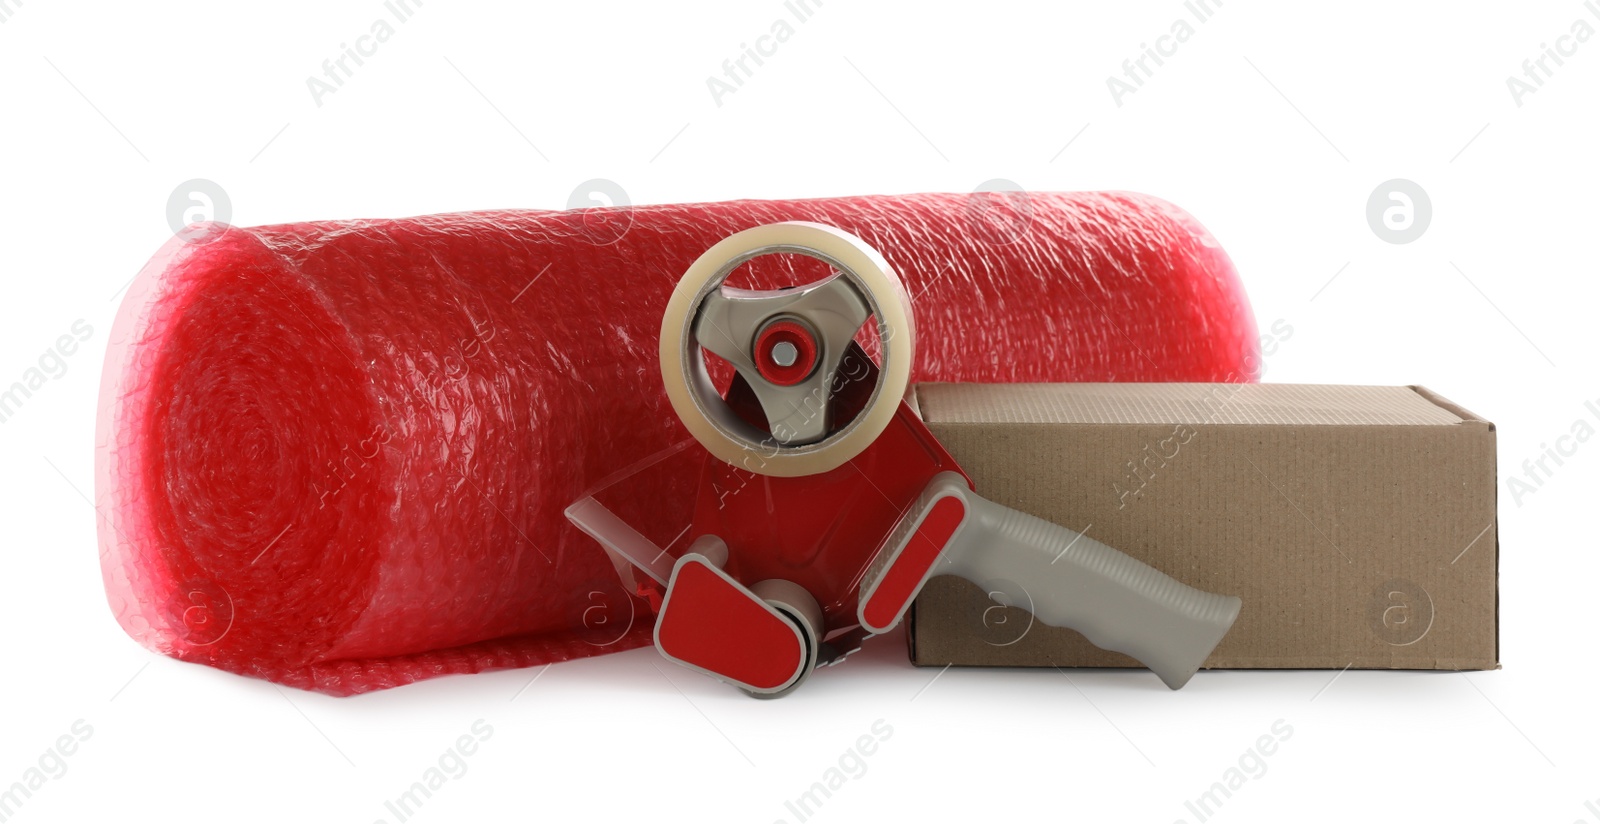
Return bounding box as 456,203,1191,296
907,383,1498,672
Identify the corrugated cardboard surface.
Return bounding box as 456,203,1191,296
908,383,1498,671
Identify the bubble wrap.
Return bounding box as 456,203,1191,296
96,192,1259,695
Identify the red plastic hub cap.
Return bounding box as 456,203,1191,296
753,319,818,386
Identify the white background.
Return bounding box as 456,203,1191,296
2,1,1596,821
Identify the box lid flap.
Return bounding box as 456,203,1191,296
915,383,1468,426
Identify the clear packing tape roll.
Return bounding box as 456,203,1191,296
96,192,1260,695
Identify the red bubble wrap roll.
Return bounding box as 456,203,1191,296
96,192,1258,695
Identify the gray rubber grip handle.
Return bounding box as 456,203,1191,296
945,494,1241,689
